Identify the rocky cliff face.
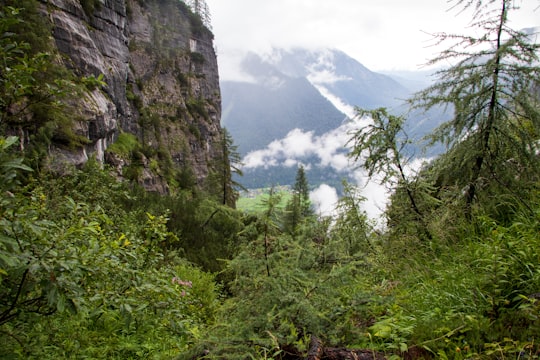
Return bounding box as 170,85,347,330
42,0,222,192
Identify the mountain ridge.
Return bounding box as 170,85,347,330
221,48,440,190
221,48,413,158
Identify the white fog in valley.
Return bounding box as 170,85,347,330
241,117,430,222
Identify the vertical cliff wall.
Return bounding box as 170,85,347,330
42,0,222,192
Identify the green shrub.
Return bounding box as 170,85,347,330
80,0,101,17
107,132,140,158
0,152,223,359
191,209,381,358
190,51,205,64
374,209,540,357
186,97,209,121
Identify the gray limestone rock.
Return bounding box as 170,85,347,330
39,0,222,192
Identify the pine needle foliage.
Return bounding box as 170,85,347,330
410,0,540,215
348,108,438,241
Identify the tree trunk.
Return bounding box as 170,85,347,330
465,0,506,216
305,335,386,360
306,336,324,360
322,347,386,360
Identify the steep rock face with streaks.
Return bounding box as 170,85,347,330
41,0,221,192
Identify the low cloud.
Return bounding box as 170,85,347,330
241,117,389,220
312,84,356,119
305,50,352,85
241,116,430,223
308,70,350,85
310,184,339,217
242,118,367,171
309,179,390,225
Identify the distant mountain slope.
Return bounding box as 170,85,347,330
221,48,412,156
270,48,411,109
221,76,346,155
220,48,448,190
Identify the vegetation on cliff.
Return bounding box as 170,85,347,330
1,0,539,359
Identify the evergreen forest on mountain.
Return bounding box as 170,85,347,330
1,0,540,359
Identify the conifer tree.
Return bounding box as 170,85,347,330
284,165,313,235
185,0,212,29
333,180,373,255
348,108,435,240
206,128,244,207
411,0,540,216
260,187,282,276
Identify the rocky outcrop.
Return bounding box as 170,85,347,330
41,0,222,192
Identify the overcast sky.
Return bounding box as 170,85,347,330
206,0,539,79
